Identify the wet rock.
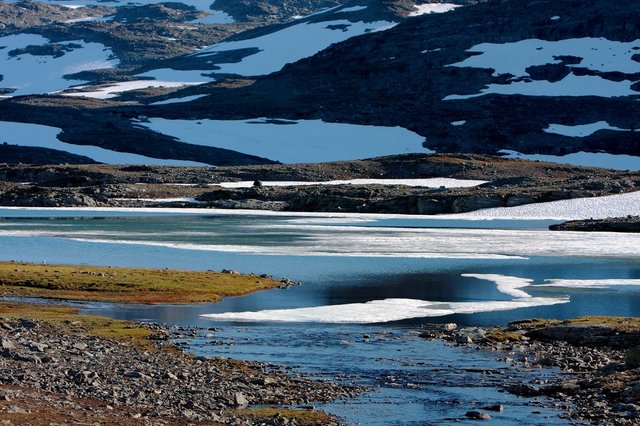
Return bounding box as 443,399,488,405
465,410,491,420
482,404,504,412
505,383,542,397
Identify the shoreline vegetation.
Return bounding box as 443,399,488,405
0,261,285,304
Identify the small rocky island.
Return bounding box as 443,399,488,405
550,216,640,233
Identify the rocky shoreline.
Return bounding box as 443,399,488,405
418,318,640,424
0,315,359,425
0,154,638,214
3,302,640,425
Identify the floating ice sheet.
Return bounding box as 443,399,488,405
199,297,568,323
540,279,640,289
462,274,533,298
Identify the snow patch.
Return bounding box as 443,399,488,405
498,150,640,171
446,38,640,99
139,118,427,163
194,19,396,76
544,121,628,137
0,120,207,166
61,80,202,99
150,94,208,105
452,190,640,220
0,34,118,96
340,6,368,13
214,178,487,189
409,3,461,17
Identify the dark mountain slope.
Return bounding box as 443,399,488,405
179,0,640,156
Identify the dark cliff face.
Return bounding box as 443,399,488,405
185,0,640,157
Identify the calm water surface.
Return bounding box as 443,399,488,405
1,209,638,424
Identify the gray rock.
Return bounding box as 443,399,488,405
443,323,458,332
483,404,504,412
1,337,16,350
465,410,491,420
73,342,88,351
233,391,249,407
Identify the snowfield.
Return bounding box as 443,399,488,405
193,19,397,76
0,121,206,166
445,37,640,99
0,34,117,96
139,118,428,163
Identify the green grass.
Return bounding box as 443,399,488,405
509,316,640,332
0,261,281,303
0,302,153,347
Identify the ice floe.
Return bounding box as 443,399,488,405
0,34,118,96
138,118,427,163
540,279,640,289
199,297,568,323
499,150,640,171
461,274,533,298
445,38,640,99
0,120,207,166
193,19,396,76
409,3,461,16
213,178,487,188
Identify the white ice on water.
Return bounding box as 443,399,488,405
139,118,427,163
461,274,533,298
540,279,640,289
199,297,568,324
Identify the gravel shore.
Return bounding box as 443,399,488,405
0,317,360,425
418,318,640,424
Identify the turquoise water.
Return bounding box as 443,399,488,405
1,209,638,424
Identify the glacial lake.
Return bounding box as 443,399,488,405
1,208,639,424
